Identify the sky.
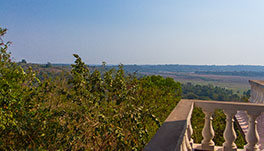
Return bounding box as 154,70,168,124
1,0,264,65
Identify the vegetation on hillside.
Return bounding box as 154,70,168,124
0,28,182,150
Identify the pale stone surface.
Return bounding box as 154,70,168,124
257,113,264,150
144,100,194,151
202,108,215,150
223,110,237,151
245,111,261,151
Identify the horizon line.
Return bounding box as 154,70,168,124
18,62,264,67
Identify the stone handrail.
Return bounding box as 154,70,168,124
144,100,194,151
145,99,264,151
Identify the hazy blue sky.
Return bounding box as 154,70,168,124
1,0,264,65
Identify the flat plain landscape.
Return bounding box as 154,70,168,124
120,65,264,94
142,71,264,93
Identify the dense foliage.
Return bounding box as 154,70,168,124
0,28,182,150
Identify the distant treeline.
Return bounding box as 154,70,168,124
111,65,264,73
195,71,264,77
182,83,240,101
18,63,264,74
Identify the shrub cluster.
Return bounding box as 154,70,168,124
0,28,181,150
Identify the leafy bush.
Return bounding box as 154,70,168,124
0,28,181,150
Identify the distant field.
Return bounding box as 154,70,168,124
140,71,264,94
117,64,264,94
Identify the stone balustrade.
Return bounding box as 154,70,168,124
144,99,264,151
249,80,264,104
248,80,264,149
195,99,264,151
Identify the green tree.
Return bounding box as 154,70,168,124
45,62,52,68
20,59,27,64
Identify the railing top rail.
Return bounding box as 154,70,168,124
249,80,264,88
183,99,264,112
144,100,194,151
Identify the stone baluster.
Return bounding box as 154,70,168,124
184,132,192,151
181,133,188,151
187,124,193,149
250,85,256,103
180,123,193,151
257,91,264,104
202,108,215,150
257,87,264,103
255,88,261,103
254,89,258,103
223,109,237,151
245,111,261,151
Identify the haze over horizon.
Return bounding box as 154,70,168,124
1,0,264,65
